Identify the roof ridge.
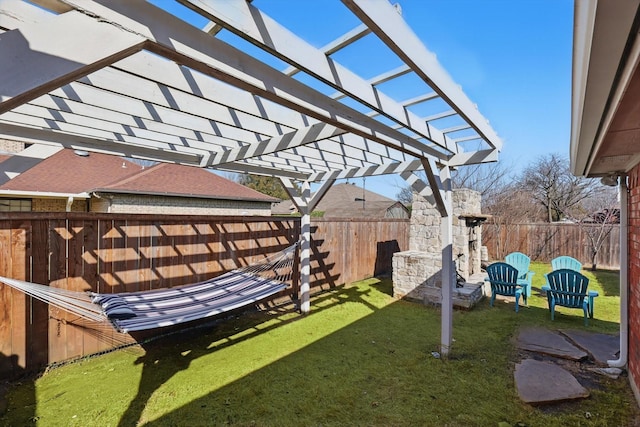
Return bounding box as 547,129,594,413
99,162,166,189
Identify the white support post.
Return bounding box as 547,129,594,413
299,192,311,313
399,160,453,355
439,166,453,356
280,178,313,314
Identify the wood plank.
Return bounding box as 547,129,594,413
0,10,146,112
8,221,27,370
0,223,15,378
184,0,451,151
25,219,48,370
47,218,70,363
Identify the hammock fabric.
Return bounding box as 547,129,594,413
0,244,296,333
94,272,287,332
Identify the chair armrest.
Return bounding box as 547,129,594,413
588,290,599,297
541,285,550,292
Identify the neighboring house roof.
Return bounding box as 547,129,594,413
314,183,397,212
272,183,408,218
271,199,297,215
95,162,278,202
0,148,278,202
321,200,408,219
0,149,142,194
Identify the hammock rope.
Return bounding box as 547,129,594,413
0,242,298,333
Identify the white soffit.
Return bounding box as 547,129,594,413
570,0,640,176
0,0,502,183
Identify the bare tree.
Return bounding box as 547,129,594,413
517,153,597,222
395,160,514,208
563,182,619,270
451,160,513,201
395,185,413,206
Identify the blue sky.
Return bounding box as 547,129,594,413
156,0,574,200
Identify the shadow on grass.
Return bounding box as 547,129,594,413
589,269,621,297
3,279,632,426
135,287,627,426
117,284,374,426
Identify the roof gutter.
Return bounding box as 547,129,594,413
0,190,90,199
91,189,279,203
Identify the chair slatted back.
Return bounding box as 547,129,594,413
505,252,531,280
545,269,589,308
486,262,520,296
551,256,582,272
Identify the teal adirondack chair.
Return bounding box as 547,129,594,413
505,252,535,298
486,262,527,312
545,256,582,300
541,269,598,325
551,256,582,272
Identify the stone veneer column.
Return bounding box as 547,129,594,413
393,188,483,306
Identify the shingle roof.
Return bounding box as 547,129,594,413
96,162,278,202
314,183,396,213
0,149,142,193
271,183,408,218
0,149,277,202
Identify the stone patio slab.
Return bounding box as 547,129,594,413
560,329,620,366
514,359,590,405
516,328,587,360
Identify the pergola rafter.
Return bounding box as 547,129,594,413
0,0,503,355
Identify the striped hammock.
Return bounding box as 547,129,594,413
0,243,297,333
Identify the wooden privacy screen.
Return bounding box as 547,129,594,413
0,213,409,378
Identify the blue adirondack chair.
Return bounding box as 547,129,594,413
551,256,582,272
505,252,535,298
541,269,598,325
486,262,527,312
545,256,583,301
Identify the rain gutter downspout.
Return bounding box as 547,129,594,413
65,196,74,212
609,175,628,368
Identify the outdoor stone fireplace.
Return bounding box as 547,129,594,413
392,188,487,308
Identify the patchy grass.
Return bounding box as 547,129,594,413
527,262,621,334
1,267,637,426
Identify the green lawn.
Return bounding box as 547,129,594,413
1,262,637,426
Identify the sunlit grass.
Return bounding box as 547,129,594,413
1,269,636,426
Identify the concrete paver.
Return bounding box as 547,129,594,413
516,328,587,360
514,359,590,405
560,329,620,366
514,328,620,405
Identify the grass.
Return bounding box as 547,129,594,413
1,262,637,426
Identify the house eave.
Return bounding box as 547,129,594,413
91,189,279,204
571,0,640,177
0,190,90,199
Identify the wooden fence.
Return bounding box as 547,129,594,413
482,222,621,269
0,213,409,378
2,214,621,377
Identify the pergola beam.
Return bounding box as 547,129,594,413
207,123,347,167
0,123,202,165
343,0,503,151
180,0,456,154
0,10,146,113
72,0,450,162
283,23,371,76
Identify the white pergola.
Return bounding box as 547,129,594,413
0,0,502,354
